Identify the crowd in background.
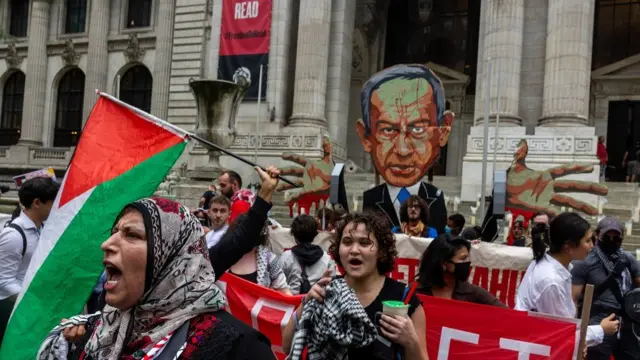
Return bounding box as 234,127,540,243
0,166,637,359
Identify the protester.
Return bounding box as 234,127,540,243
228,214,291,295
316,207,335,231
571,216,640,359
597,136,608,180
512,215,527,247
515,213,619,347
280,214,335,295
37,197,275,359
282,212,427,360
218,170,254,223
392,195,437,238
530,211,551,226
417,234,505,307
198,184,217,209
192,208,210,230
205,195,230,248
0,177,59,343
446,213,465,236
460,226,482,241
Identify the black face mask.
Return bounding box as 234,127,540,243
450,261,472,282
599,235,622,255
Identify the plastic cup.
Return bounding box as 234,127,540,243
382,300,409,317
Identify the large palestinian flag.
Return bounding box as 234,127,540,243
0,93,189,359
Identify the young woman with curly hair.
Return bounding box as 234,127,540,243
282,212,427,360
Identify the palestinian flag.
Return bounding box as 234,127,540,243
0,93,189,359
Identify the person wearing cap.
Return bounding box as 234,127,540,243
571,216,640,359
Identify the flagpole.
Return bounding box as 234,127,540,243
96,90,299,188
479,58,492,223
254,65,264,164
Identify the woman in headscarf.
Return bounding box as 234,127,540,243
38,197,276,360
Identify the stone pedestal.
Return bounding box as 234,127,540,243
460,125,600,208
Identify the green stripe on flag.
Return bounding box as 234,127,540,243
0,141,186,359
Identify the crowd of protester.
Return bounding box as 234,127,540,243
0,166,637,359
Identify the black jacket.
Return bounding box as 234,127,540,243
362,181,447,233
209,196,272,280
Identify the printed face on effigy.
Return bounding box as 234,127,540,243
357,66,454,188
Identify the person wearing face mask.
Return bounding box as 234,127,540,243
571,216,640,360
416,234,505,306
445,214,465,236
516,213,620,349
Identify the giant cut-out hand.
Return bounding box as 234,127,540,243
506,139,608,216
277,136,334,205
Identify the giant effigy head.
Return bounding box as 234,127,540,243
357,64,454,187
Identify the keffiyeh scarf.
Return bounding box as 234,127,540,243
288,278,377,360
401,221,426,237
39,197,227,360
231,189,255,205
594,245,632,294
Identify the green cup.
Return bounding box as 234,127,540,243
382,300,409,317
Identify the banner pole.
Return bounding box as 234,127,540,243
577,284,595,360
254,65,264,164
492,69,500,175
480,58,492,223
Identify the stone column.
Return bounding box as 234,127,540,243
288,0,332,129
151,0,176,119
325,0,356,154
19,0,50,146
473,0,524,125
538,0,595,127
82,0,110,123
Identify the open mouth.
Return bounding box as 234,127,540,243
348,259,363,266
104,261,123,290
389,165,416,175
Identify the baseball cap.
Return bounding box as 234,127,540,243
597,216,623,236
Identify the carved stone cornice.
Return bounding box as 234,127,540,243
5,39,23,69
61,39,80,66
123,33,145,63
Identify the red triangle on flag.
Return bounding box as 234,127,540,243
59,97,185,207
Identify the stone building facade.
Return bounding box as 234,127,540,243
0,1,638,198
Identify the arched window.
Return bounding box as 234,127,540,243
9,0,29,37
0,71,25,146
126,0,153,28
55,68,85,147
119,65,153,113
65,0,88,34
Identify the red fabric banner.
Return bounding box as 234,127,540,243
218,274,579,359
219,0,272,56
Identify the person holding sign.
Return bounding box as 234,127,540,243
515,213,620,347
282,212,427,360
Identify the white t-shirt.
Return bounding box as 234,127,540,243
205,224,228,249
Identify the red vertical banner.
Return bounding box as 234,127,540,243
218,0,272,100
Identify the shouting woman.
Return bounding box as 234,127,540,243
282,212,428,360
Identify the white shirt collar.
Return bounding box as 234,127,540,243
543,253,572,282
386,182,422,202
17,211,39,231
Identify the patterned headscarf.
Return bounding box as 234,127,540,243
230,188,255,205
84,197,226,359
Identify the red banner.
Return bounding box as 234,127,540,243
388,258,525,308
218,274,579,359
218,0,272,99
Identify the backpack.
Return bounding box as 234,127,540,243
3,221,27,258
